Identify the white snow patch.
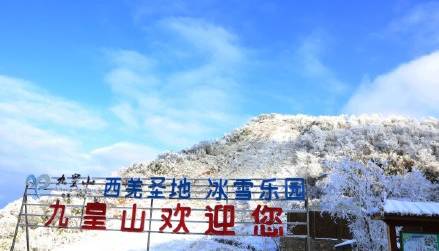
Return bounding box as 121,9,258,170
334,239,356,248
384,199,439,216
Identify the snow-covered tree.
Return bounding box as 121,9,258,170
386,168,434,201
320,160,388,250
320,160,435,251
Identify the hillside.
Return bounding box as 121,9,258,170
1,114,438,250
122,114,439,181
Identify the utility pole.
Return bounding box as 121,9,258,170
146,198,154,251
10,185,29,251
305,178,311,251
24,192,30,251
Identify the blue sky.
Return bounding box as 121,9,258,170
1,0,439,206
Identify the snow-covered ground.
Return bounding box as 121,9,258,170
56,231,277,251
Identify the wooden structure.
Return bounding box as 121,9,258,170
287,211,351,240
375,200,439,251
281,211,353,251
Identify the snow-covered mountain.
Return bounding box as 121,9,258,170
1,114,438,250
122,114,439,180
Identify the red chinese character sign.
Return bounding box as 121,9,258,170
81,202,107,230
252,205,284,237
121,203,145,232
18,175,306,244
160,203,191,233
205,205,235,235
45,199,68,228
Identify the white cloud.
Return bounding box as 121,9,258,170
387,1,439,51
0,75,158,176
0,75,107,129
295,32,347,94
0,115,158,176
108,49,156,70
110,103,140,128
0,117,89,174
90,142,159,172
343,50,439,117
107,18,246,147
0,120,158,176
162,17,244,64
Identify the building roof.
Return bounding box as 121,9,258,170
383,200,439,217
